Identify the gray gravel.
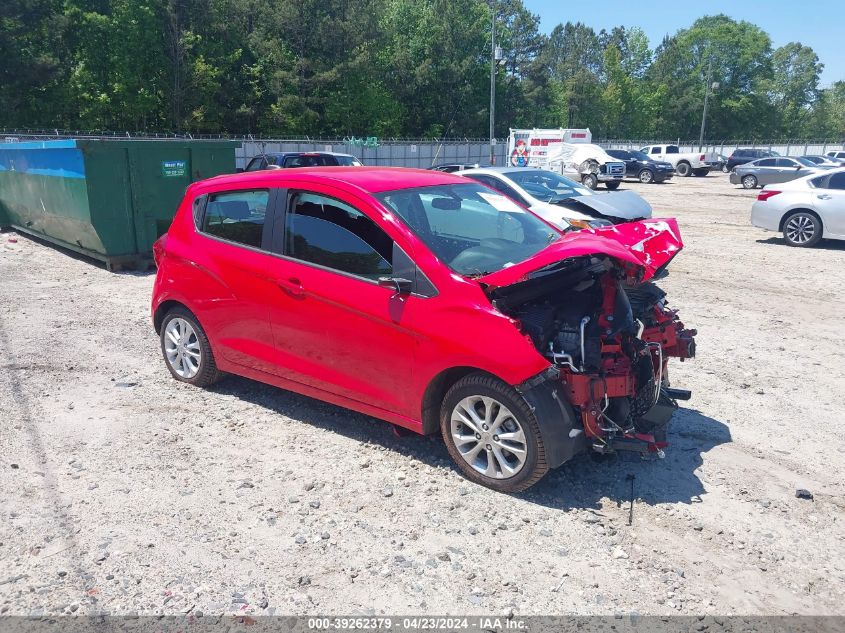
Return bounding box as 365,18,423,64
1,173,844,616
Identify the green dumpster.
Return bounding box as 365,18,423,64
0,139,240,269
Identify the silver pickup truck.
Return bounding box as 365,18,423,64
639,144,718,177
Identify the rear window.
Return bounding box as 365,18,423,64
666,146,680,154
283,155,331,168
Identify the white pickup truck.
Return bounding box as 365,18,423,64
638,144,718,177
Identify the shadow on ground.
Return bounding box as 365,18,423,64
756,237,845,251
211,375,730,512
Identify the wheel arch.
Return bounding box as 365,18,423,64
778,207,824,232
420,366,501,435
153,299,195,334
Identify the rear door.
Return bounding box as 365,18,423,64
753,158,779,184
813,171,845,236
193,187,285,374
264,183,422,417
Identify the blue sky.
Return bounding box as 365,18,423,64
523,0,843,87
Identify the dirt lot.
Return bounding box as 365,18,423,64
1,172,844,617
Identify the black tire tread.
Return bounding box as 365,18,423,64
440,372,549,493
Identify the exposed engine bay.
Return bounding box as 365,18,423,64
489,253,696,457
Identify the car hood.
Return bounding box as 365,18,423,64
477,218,683,289
553,190,653,220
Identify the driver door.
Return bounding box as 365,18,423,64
265,184,423,418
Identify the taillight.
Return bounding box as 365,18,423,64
699,154,705,161
152,234,167,267
757,190,781,201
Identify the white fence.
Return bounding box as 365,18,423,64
235,139,508,170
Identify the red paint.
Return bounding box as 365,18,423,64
152,167,692,439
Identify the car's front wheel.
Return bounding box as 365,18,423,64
160,307,220,387
783,211,822,247
742,174,758,189
639,169,654,183
441,373,548,493
581,173,598,190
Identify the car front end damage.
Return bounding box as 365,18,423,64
480,219,697,464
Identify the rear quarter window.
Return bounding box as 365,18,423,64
201,190,269,248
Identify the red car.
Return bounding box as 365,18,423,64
151,167,696,492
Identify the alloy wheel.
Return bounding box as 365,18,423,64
450,395,527,479
742,175,757,189
784,214,817,245
164,317,201,378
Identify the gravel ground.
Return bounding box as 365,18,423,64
1,173,844,617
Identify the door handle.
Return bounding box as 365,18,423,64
817,194,832,200
277,277,305,296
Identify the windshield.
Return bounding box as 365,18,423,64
794,157,818,167
629,150,650,161
505,169,592,203
375,183,559,276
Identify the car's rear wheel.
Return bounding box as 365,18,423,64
721,164,729,173
441,373,548,493
783,211,822,247
742,174,758,189
676,161,691,177
160,307,220,387
639,169,654,183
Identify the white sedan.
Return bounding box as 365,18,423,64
751,168,845,246
458,166,652,231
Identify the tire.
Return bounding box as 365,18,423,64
160,306,220,387
782,211,822,247
742,174,758,189
721,164,729,173
581,173,598,190
605,181,620,190
441,372,548,493
638,169,654,184
676,161,691,177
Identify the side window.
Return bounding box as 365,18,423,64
245,157,265,172
827,172,845,190
202,190,269,248
776,158,795,167
757,159,777,167
651,147,661,155
191,195,206,229
284,192,393,279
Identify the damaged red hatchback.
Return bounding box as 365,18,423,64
151,167,696,492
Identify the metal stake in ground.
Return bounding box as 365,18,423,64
626,474,636,526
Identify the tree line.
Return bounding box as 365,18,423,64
2,0,843,140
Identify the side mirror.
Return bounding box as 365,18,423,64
378,276,413,294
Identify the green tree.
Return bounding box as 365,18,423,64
649,15,775,139
769,42,823,136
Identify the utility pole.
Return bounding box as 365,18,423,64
489,3,496,165
698,57,713,152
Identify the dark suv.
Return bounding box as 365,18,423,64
240,152,362,172
726,149,779,172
